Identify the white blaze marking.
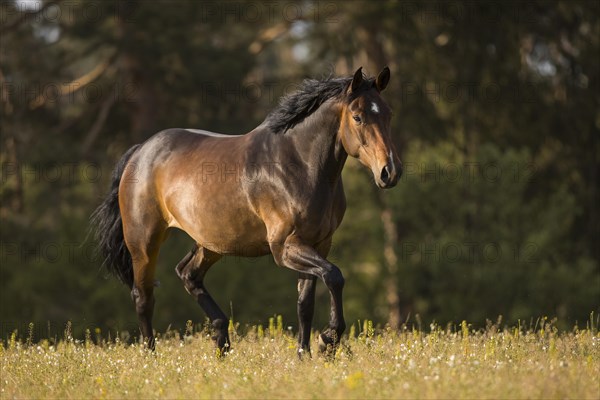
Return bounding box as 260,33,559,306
371,102,380,114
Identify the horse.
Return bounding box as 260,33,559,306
91,67,402,357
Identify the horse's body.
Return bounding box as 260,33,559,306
124,123,346,257
92,67,401,356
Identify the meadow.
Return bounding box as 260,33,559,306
1,317,599,399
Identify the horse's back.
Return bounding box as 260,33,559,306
183,128,244,138
140,128,245,150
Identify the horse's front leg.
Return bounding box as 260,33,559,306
297,273,317,358
272,235,346,356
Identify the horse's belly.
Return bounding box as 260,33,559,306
167,195,270,256
197,216,271,257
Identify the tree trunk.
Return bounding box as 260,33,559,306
4,136,23,214
380,204,401,329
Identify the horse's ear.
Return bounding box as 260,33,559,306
375,66,390,92
350,67,363,93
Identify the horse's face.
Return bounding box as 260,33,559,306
339,67,402,189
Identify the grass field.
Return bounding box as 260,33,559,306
1,318,599,399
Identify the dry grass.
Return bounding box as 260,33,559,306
1,318,599,399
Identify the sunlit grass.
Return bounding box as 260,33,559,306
1,317,599,399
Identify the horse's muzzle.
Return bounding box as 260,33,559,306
377,161,402,189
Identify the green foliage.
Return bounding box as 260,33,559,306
381,140,599,326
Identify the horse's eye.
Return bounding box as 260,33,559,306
352,115,362,123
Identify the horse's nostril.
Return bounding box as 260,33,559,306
381,165,390,183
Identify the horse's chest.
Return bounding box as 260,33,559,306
294,187,346,243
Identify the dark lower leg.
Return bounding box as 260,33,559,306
297,273,316,357
319,268,345,353
193,286,230,351
269,236,344,357
131,286,155,350
176,246,229,352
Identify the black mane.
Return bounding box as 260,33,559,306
266,75,375,134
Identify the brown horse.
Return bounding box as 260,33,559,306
91,67,401,356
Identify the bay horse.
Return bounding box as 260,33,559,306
91,67,401,356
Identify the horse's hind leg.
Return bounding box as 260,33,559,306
175,245,229,353
125,226,166,350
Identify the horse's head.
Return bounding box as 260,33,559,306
339,67,402,189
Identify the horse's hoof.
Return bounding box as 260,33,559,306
146,336,156,351
297,347,311,360
318,332,338,356
215,343,230,358
210,319,231,356
211,334,230,356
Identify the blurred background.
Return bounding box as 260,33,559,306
1,0,598,339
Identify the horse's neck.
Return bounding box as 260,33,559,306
286,102,347,185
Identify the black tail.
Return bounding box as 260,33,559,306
91,144,140,288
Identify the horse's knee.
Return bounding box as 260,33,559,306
324,267,344,291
